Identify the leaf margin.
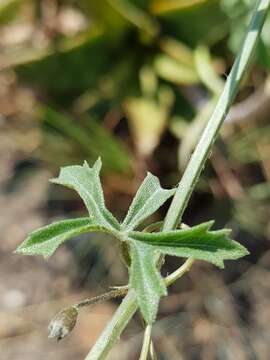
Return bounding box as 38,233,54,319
122,172,175,231
15,217,111,259
50,158,121,231
129,241,167,324
128,221,249,269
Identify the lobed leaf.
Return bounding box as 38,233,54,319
122,172,175,231
51,159,120,230
15,218,107,258
129,221,249,268
129,242,167,324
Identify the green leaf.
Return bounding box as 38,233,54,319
124,96,169,157
15,218,106,258
51,159,120,230
194,45,224,95
151,0,228,46
15,28,109,100
154,54,199,85
122,172,175,231
124,85,174,157
0,0,21,25
129,242,167,324
129,221,249,268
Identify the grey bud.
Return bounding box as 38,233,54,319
48,306,78,341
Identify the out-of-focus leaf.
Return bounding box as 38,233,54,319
249,182,270,201
40,106,132,174
79,0,127,32
234,199,270,235
151,0,228,46
151,0,214,13
51,159,120,230
129,221,249,268
258,38,270,70
124,86,174,157
261,15,270,48
228,124,270,164
7,27,101,66
15,29,113,100
73,52,138,112
227,23,246,53
15,218,106,258
170,116,189,138
220,0,251,53
154,54,199,85
122,172,175,231
108,0,159,38
139,65,158,97
159,36,195,67
129,241,167,324
80,0,158,39
194,45,224,94
0,0,22,25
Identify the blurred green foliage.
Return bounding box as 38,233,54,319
0,0,22,24
2,0,270,234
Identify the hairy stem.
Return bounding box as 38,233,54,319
84,1,270,358
75,287,128,309
85,290,138,360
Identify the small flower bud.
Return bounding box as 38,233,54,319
48,306,78,341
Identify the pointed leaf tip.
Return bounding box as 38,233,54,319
122,172,175,231
129,221,249,269
15,218,104,258
48,159,120,230
83,160,90,168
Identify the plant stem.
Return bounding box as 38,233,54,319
149,341,157,360
138,260,194,360
84,1,270,358
163,0,270,230
165,258,194,287
75,287,128,309
85,290,138,360
139,325,152,360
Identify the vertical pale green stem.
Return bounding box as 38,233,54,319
85,290,137,360
149,341,158,360
163,0,270,230
139,324,153,360
84,1,270,359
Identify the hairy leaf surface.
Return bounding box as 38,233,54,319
15,218,107,258
51,159,120,230
122,172,175,231
129,221,249,268
129,241,167,324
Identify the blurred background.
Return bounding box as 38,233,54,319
1,0,270,359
